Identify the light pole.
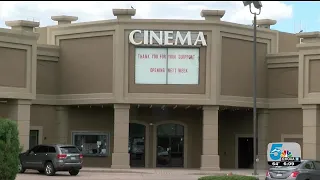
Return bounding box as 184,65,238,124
243,1,262,176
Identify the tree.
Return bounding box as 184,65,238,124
0,118,21,180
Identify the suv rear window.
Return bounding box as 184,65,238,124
60,146,80,154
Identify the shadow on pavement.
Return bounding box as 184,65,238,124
23,171,72,176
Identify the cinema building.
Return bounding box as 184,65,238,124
0,8,319,170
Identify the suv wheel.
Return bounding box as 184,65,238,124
69,169,80,176
44,162,56,176
18,161,25,173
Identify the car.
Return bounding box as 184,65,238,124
266,160,320,180
18,144,83,176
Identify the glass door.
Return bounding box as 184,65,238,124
156,136,184,167
129,123,146,167
156,123,184,168
156,136,170,167
170,137,184,167
29,130,39,149
129,137,145,167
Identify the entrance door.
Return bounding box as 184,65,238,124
169,136,184,167
129,123,146,167
156,123,184,168
29,130,39,149
238,137,254,169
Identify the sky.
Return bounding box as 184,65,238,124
0,1,318,33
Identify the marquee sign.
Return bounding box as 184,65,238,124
129,30,207,46
134,47,200,85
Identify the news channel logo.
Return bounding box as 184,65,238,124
267,142,301,166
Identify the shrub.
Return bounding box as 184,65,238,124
199,175,258,180
0,118,21,180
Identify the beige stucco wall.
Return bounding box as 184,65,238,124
1,103,57,146
37,60,59,95
309,60,320,93
268,67,298,98
278,32,299,53
268,109,303,142
30,105,58,144
266,53,300,109
221,37,268,98
36,44,59,97
0,103,9,117
0,27,38,100
297,33,320,105
35,27,48,45
58,35,114,95
0,47,27,88
297,31,320,161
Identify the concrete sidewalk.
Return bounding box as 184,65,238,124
81,168,266,179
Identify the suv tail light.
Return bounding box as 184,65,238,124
79,154,83,159
290,171,299,177
57,154,67,159
266,171,270,177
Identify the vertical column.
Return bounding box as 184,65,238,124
56,106,69,144
302,105,320,160
8,99,31,152
112,104,130,169
201,106,220,171
257,109,269,170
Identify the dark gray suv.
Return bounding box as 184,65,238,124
18,144,83,176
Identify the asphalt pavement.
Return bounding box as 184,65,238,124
16,169,266,180
16,171,202,180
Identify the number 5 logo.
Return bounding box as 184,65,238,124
269,144,283,160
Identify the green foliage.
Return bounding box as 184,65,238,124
0,118,21,180
198,175,258,180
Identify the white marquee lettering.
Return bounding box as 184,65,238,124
129,30,207,46
143,30,148,45
194,32,207,46
164,31,174,45
175,31,192,46
129,30,142,45
150,31,162,45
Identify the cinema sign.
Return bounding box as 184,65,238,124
129,30,207,46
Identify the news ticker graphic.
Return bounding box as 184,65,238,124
267,142,301,166
268,161,300,166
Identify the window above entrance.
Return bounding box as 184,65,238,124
157,124,184,136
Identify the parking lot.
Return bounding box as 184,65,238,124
16,171,202,180
16,169,266,180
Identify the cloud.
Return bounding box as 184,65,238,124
0,1,293,28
